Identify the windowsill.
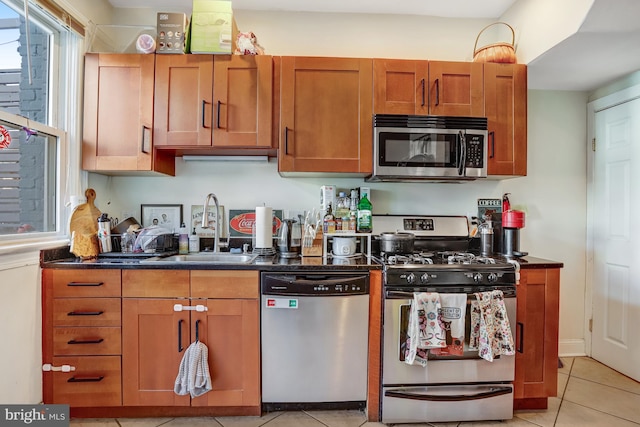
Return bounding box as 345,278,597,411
0,237,69,258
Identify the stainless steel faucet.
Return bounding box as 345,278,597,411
201,193,220,253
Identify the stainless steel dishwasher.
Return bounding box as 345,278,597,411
261,271,370,411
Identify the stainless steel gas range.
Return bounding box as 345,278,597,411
372,215,519,424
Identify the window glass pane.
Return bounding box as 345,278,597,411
0,118,57,235
0,2,50,122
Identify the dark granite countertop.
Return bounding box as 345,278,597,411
40,246,381,271
514,256,564,269
41,247,561,271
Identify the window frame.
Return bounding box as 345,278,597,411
0,0,83,254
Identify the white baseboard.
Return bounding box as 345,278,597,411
559,339,587,357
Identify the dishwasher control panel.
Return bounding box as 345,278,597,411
261,272,369,296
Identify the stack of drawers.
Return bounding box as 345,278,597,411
44,269,122,407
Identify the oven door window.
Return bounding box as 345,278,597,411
399,297,499,361
378,131,459,168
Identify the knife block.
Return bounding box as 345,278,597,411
302,233,323,257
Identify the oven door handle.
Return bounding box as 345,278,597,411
385,385,512,402
385,290,418,299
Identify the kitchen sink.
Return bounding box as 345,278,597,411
140,253,259,264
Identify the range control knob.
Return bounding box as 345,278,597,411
406,273,416,284
420,273,430,284
487,273,498,283
473,273,483,283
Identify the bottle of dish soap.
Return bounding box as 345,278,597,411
178,222,188,254
356,194,372,233
189,227,199,253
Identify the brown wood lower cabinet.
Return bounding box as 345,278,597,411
514,267,561,409
121,270,260,412
43,268,260,416
42,269,123,408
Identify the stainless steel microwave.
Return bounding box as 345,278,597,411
367,115,488,182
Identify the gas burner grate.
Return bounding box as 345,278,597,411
445,252,497,265
386,253,434,265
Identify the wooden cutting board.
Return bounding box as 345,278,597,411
69,188,101,258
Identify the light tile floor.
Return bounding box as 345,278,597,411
71,357,640,427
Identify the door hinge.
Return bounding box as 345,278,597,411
592,138,596,151
589,318,593,332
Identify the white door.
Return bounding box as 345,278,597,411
591,97,640,381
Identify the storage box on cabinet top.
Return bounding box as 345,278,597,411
157,12,188,53
189,0,233,54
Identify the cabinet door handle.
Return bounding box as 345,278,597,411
216,100,222,129
67,311,104,316
66,282,103,287
490,131,495,159
68,338,104,345
67,376,104,383
421,78,425,107
178,319,184,353
517,321,524,353
195,319,201,342
201,100,210,129
284,126,290,155
140,126,150,154
435,78,440,106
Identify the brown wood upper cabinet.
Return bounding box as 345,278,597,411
484,63,527,176
373,59,484,116
82,53,174,175
278,56,373,174
154,54,273,150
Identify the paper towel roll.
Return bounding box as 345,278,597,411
255,207,273,248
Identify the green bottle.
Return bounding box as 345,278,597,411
356,194,372,233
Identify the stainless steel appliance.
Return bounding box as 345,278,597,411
373,215,519,424
368,115,488,182
261,272,370,411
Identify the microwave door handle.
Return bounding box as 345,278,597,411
458,131,466,176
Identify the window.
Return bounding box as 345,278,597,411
0,0,80,245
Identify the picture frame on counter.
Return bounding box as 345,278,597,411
141,204,183,232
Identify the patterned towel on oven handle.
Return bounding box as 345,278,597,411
404,292,446,367
469,290,515,362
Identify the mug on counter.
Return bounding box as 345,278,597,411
332,236,357,256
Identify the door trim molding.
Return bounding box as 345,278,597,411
585,83,640,357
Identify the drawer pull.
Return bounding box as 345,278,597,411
67,282,103,287
42,363,76,372
67,311,104,316
68,338,104,345
67,376,104,383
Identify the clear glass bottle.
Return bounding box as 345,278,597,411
335,192,350,219
323,203,336,234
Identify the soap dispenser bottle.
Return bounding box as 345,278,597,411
189,227,199,253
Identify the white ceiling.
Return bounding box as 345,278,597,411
107,0,640,91
107,0,518,18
